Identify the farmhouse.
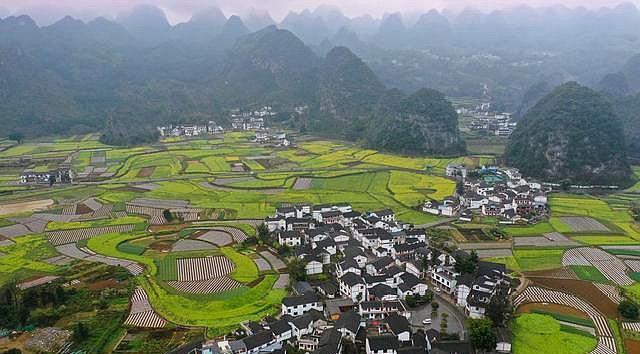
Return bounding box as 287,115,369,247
20,169,73,185
282,292,324,317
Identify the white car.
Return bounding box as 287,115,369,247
422,318,432,325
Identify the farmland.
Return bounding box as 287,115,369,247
512,314,597,354
3,130,640,352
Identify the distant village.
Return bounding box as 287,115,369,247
194,203,513,354
457,103,517,137
156,106,294,147
422,165,548,225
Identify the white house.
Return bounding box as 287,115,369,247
306,260,323,275
339,273,367,303
281,292,323,317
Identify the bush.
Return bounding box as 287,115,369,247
619,300,639,320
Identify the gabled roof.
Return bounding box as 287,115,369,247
367,335,399,351
317,281,338,295
282,291,319,307
343,245,365,258
343,211,361,218
364,274,388,285
374,208,394,217
268,319,292,335
370,256,394,270
385,313,410,335
242,330,274,350
315,237,336,249
340,272,365,287
335,309,361,334
370,283,396,298
338,259,360,271
293,281,314,295
384,265,404,278
399,273,421,288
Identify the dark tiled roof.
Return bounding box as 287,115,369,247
282,291,319,307
385,313,411,335
268,319,291,335
242,330,274,350
367,335,399,351
335,309,361,333
370,256,394,270
370,283,396,298
340,272,364,287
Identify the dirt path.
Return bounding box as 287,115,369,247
0,199,54,216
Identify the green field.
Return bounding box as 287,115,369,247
512,314,597,354
513,248,564,272
0,234,60,286
570,265,610,283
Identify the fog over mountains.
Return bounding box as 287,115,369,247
2,2,640,160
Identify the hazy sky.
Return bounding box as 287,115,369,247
2,0,637,25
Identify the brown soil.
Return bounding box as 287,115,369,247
149,223,189,233
625,339,640,354
75,203,93,215
189,230,207,239
517,302,589,319
528,277,619,317
149,240,174,252
86,278,126,291
137,166,156,178
0,199,54,216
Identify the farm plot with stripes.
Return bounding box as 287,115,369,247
562,247,633,286
515,286,616,354
125,287,167,328
47,224,135,245
159,255,246,294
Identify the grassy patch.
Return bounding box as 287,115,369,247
513,248,564,272
512,314,597,354
570,265,610,283
221,247,259,283
503,222,555,236
530,309,593,327
0,234,59,286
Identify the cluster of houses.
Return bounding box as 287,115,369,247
19,168,73,185
231,107,275,131
253,132,291,147
423,166,548,224
254,203,511,354
457,105,516,137
157,121,224,137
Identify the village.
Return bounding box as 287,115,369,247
422,165,549,225
456,103,517,137
191,203,514,354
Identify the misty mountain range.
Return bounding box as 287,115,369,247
2,2,640,157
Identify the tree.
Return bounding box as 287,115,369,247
455,250,479,274
619,300,639,320
163,209,174,222
287,258,306,281
440,312,449,333
467,318,497,353
485,282,512,327
431,301,440,311
257,223,270,244
73,321,90,342
8,133,24,144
